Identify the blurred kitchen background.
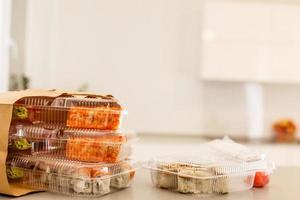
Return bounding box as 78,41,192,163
1,0,300,165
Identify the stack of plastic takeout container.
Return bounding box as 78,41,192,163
6,94,137,197
145,137,274,195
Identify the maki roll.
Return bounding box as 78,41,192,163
177,167,214,194
213,175,228,194
91,167,110,195
71,167,110,195
177,166,229,194
110,163,135,189
71,168,93,194
155,163,179,189
35,161,53,186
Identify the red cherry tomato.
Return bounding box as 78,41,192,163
254,172,270,188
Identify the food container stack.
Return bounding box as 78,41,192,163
6,94,137,197
146,137,274,196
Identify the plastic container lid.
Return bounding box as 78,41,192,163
10,124,136,141
147,154,270,175
9,125,137,163
147,137,273,175
12,95,126,130
16,94,122,108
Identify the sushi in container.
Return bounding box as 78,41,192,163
8,125,137,163
145,138,274,195
12,95,126,130
6,154,136,197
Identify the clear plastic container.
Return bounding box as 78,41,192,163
146,157,272,195
145,138,274,195
149,165,255,194
12,95,125,130
8,125,136,163
6,154,136,197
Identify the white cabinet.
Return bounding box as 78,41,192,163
201,0,300,83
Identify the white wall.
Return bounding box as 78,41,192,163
25,0,204,134
25,0,56,89
24,0,300,138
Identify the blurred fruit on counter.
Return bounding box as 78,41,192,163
273,119,296,143
253,171,270,188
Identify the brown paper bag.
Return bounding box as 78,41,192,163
0,89,103,196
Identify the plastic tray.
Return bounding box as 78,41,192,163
146,160,269,195
145,138,274,195
8,125,136,163
6,154,136,197
12,95,125,130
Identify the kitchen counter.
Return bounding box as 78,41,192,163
0,166,299,200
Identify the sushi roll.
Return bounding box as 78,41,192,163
110,163,135,189
177,167,214,194
70,167,110,195
36,161,53,186
213,175,228,194
71,168,93,194
194,168,214,194
91,168,110,195
177,167,198,194
155,163,179,189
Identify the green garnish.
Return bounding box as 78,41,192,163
6,167,24,179
14,138,32,150
14,107,28,119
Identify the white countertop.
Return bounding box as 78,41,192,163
1,166,299,200
1,135,299,199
